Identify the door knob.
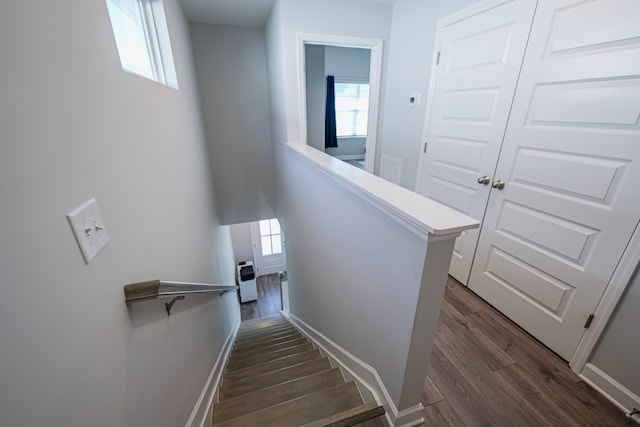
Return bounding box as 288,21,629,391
477,176,490,185
492,180,505,190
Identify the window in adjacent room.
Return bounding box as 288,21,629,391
335,81,370,137
105,0,178,88
259,219,283,256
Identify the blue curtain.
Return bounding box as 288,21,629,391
325,75,338,148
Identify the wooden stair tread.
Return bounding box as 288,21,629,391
223,349,322,382
238,315,287,331
215,317,385,427
236,323,296,336
214,382,364,427
238,315,288,327
226,342,314,372
237,321,294,334
235,325,296,342
213,368,345,424
229,337,308,362
237,320,293,334
233,330,301,350
219,358,332,400
300,402,386,427
231,332,303,353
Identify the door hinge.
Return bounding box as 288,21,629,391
584,314,595,329
436,51,441,65
423,142,428,153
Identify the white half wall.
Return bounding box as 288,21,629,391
281,150,430,407
278,145,474,419
0,1,238,426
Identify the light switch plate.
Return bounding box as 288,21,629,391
67,198,109,264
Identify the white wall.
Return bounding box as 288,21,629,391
588,263,640,396
0,1,238,426
230,222,255,265
190,24,276,225
325,45,371,78
264,0,392,214
305,44,326,151
275,0,392,149
378,0,483,189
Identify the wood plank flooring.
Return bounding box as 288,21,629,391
241,275,633,426
424,276,634,426
240,273,283,321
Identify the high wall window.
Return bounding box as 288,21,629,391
335,82,370,137
259,219,282,256
105,0,178,88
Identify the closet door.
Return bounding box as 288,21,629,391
415,0,536,285
468,0,640,360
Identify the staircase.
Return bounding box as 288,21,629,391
212,315,385,426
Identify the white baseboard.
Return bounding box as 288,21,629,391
185,314,241,427
580,363,640,424
286,312,424,427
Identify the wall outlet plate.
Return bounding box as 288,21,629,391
67,198,109,264
409,93,420,106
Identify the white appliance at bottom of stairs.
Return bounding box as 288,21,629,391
237,261,257,303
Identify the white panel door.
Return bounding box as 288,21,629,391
251,219,287,276
416,0,537,285
468,0,640,360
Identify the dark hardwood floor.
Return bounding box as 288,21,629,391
240,275,633,426
240,273,283,321
424,276,633,426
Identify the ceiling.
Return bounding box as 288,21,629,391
180,0,275,27
180,0,398,28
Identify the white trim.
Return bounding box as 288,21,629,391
570,221,640,370
286,313,424,427
287,143,478,241
414,0,523,193
184,314,241,427
580,363,640,423
296,32,383,174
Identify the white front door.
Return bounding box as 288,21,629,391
251,219,287,276
415,0,537,285
468,0,640,360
